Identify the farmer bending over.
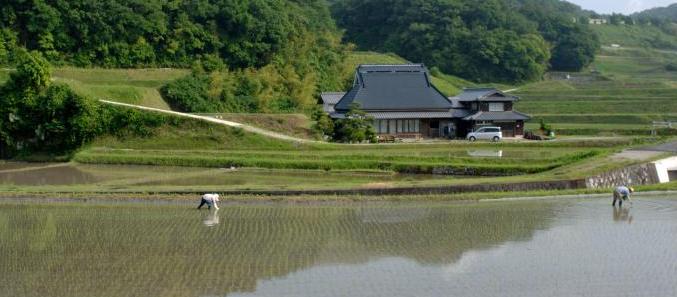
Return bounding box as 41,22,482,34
198,193,220,210
612,186,633,207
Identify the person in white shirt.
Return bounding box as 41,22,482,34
198,193,220,210
612,186,633,207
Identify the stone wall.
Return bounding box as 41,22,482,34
585,163,661,189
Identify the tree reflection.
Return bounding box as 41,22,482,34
0,202,554,297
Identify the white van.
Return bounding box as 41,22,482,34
466,127,502,142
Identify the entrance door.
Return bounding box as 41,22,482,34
429,120,440,138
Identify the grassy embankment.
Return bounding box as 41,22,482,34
0,67,188,110
516,25,677,136
74,116,617,176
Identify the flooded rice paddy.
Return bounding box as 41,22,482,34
0,162,460,189
1,197,676,297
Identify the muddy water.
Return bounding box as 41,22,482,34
1,197,676,297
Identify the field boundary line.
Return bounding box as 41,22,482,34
100,99,316,143
0,162,72,174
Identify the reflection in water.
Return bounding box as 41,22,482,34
467,150,503,158
203,209,220,227
1,198,676,297
0,166,99,185
613,207,633,224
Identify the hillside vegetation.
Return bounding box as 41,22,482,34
635,3,677,23
332,0,598,83
0,0,347,113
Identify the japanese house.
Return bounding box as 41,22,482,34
321,64,530,139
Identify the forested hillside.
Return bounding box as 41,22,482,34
331,0,599,83
635,4,677,22
0,0,347,113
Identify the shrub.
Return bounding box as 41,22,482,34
539,119,553,135
160,74,217,112
331,103,377,143
310,106,334,139
666,63,677,72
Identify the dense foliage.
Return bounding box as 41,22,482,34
1,0,348,112
332,0,600,82
517,0,600,72
1,0,330,68
0,51,170,158
331,104,377,143
161,64,322,113
310,106,335,140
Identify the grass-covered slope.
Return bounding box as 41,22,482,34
592,25,677,49
0,67,187,110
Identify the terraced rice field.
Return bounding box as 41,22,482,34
1,197,676,297
0,163,465,192
514,44,677,136
73,144,602,176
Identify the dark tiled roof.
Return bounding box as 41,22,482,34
331,110,470,120
320,92,345,105
334,64,453,112
453,88,518,102
463,111,532,121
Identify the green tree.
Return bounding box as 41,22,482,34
310,106,334,139
160,73,217,112
0,50,101,157
332,103,376,143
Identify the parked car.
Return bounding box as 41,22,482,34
466,127,502,142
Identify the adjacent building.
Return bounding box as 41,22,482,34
321,64,531,139
451,88,530,137
589,18,608,25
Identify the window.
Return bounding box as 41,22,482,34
489,103,504,112
397,120,403,133
379,120,388,134
406,120,419,133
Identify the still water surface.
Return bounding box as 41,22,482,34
1,197,676,297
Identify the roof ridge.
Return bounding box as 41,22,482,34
462,87,497,91
359,64,423,67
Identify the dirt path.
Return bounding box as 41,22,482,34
0,162,71,174
100,100,317,143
